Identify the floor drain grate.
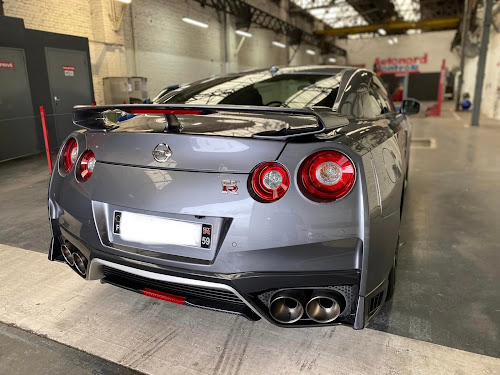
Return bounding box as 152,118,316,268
411,138,436,149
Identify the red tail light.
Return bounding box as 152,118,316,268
78,150,96,181
249,162,290,203
298,150,355,202
61,138,78,173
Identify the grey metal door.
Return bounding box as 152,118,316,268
0,47,39,161
45,48,92,146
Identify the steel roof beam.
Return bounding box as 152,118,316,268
316,16,460,36
346,0,398,24
192,0,347,56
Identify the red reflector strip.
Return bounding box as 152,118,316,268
128,109,202,115
142,288,186,304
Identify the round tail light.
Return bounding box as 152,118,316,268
298,150,355,202
61,137,78,173
78,150,96,181
249,162,290,203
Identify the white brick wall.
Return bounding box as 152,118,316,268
336,30,460,72
3,0,129,104
4,0,93,38
4,0,323,102
463,32,500,120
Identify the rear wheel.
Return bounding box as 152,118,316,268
404,155,410,190
386,233,399,301
386,263,396,301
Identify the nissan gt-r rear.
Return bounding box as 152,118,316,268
48,66,413,329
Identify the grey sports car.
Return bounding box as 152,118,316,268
48,65,420,328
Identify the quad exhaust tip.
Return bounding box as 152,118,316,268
60,242,87,276
269,292,304,324
73,252,87,276
305,291,342,323
61,243,75,266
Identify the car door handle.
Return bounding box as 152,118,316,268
54,96,62,104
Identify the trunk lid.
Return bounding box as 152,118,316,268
87,131,285,173
79,105,331,172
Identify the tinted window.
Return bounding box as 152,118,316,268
161,72,342,109
337,83,387,119
372,76,395,113
359,85,384,118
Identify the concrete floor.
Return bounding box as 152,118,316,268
0,244,499,375
0,103,499,373
370,106,500,357
0,322,142,375
0,153,52,252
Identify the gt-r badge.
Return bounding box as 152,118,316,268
221,180,239,194
152,143,172,162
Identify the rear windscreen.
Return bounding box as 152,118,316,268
160,72,342,109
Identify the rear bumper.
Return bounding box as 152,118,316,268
49,223,384,328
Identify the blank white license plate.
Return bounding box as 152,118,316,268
113,211,211,249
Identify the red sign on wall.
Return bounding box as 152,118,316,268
0,62,15,69
374,53,428,75
63,65,75,76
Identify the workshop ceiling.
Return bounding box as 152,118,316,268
291,0,465,36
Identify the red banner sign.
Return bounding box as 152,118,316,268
375,53,428,75
63,65,75,76
0,62,15,69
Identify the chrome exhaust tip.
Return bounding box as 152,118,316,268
73,252,87,276
269,292,304,324
61,243,75,266
305,291,343,323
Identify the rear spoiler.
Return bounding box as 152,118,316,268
72,104,329,140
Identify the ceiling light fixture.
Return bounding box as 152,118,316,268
377,28,387,36
306,49,316,55
388,39,394,45
182,17,208,28
329,57,337,63
235,30,252,38
272,41,286,48
116,0,132,3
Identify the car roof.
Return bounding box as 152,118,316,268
160,66,366,92
234,65,358,76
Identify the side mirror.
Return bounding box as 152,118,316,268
401,99,420,115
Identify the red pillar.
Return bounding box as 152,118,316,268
39,106,53,174
426,59,446,117
436,59,446,116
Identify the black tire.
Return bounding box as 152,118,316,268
386,263,396,301
386,234,399,301
404,154,410,190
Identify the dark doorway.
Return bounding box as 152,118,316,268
45,48,93,146
0,47,39,161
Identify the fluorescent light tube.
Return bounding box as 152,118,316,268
272,41,286,48
182,17,208,28
235,30,252,38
